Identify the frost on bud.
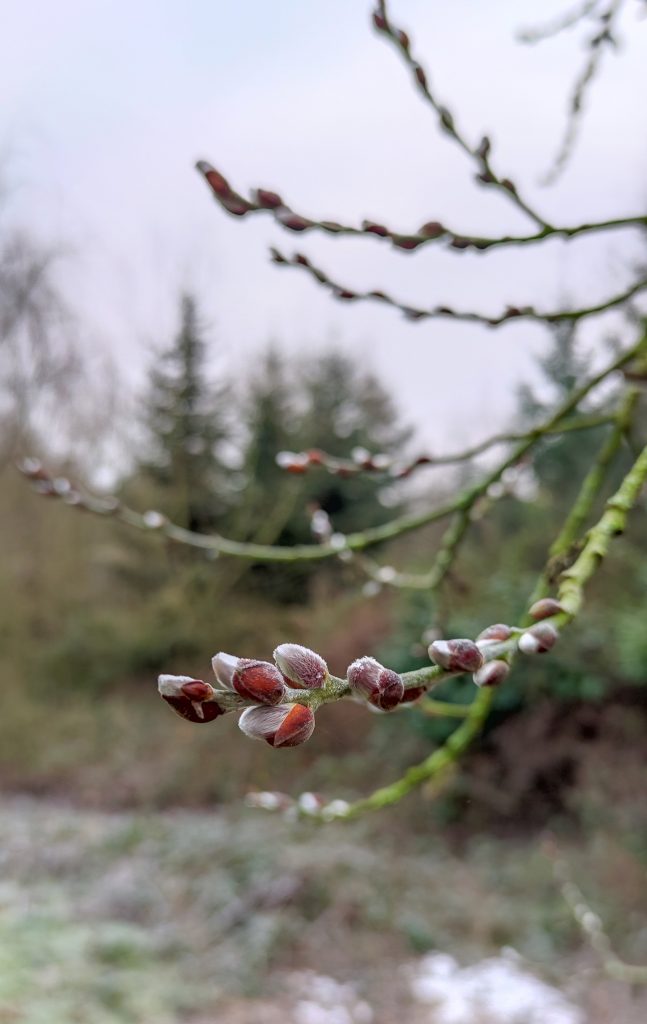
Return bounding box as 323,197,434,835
473,660,510,688
274,643,328,689
347,657,404,711
239,703,315,748
233,660,286,705
429,639,484,673
529,598,565,621
518,622,559,655
211,651,240,690
158,675,225,724
476,623,513,646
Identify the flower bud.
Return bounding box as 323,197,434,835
372,10,387,31
239,703,315,747
195,160,231,198
253,188,283,209
158,675,225,724
419,221,445,239
211,651,240,689
528,598,565,621
276,210,311,231
476,623,513,646
362,220,389,237
273,643,328,689
429,639,484,673
233,660,286,705
347,657,404,710
518,622,559,655
473,660,510,688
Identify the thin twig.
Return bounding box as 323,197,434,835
270,248,647,328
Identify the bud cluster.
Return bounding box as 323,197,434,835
159,643,330,749
276,445,435,482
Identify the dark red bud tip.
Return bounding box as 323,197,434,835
239,703,315,747
362,220,389,237
501,178,517,193
347,657,404,711
196,161,231,198
372,10,387,31
274,704,315,747
306,448,324,465
473,660,510,688
254,188,283,209
397,30,410,49
519,623,559,655
277,212,311,231
429,639,484,674
393,235,422,251
398,685,426,704
476,623,513,646
233,660,286,705
180,680,214,701
414,65,427,88
158,676,225,724
372,668,404,710
528,598,565,621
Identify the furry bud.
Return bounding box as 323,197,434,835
518,622,559,655
158,675,225,724
528,598,565,621
473,660,510,688
476,623,513,646
233,660,286,705
239,703,315,747
195,160,230,198
211,651,240,689
274,643,328,689
399,685,426,704
429,639,484,673
347,657,404,710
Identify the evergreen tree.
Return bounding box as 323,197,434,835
140,294,230,532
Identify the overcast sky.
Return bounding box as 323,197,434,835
2,0,646,456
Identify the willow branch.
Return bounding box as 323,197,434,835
270,248,647,328
545,836,647,984
195,161,647,256
527,387,639,608
19,335,644,565
374,1,549,228
277,413,615,481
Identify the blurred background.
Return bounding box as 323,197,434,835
1,1,646,1021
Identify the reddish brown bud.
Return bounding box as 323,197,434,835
414,64,427,88
450,236,472,250
233,660,286,705
238,703,315,747
518,623,559,655
429,639,484,673
276,211,311,231
306,448,324,465
273,643,328,689
528,598,565,621
392,235,422,251
335,288,357,301
473,660,510,688
254,188,283,209
158,675,225,724
220,195,251,217
419,221,445,239
397,29,410,49
362,220,389,237
501,178,517,193
347,657,404,711
196,160,230,197
476,171,496,185
372,10,387,31
476,623,513,646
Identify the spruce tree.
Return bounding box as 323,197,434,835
141,293,230,532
